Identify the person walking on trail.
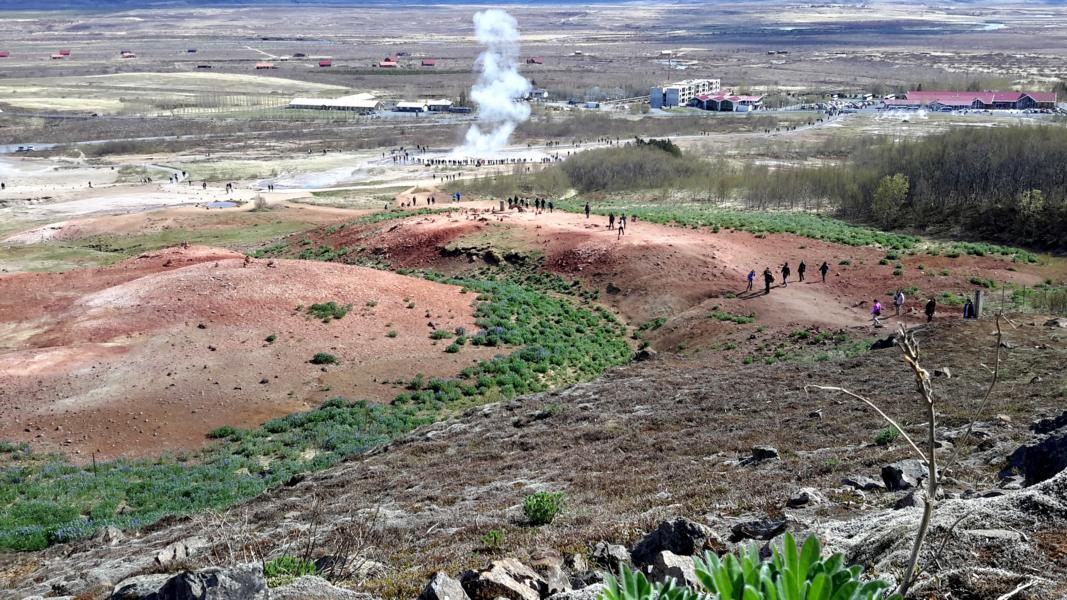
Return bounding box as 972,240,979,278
617,214,626,239
763,267,774,295
798,261,807,282
746,270,756,292
925,298,936,323
819,261,829,283
893,290,906,316
585,202,591,219
548,201,554,213
963,298,976,319
781,262,791,287
608,213,615,230
871,299,883,326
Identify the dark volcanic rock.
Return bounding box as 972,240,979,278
630,517,717,567
881,459,927,491
1001,433,1067,485
729,517,788,542
111,563,267,600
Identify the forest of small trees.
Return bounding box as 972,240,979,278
840,126,1067,249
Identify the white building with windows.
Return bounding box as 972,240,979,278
650,78,721,108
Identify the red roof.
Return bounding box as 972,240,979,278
905,90,1057,105
319,60,332,67
421,59,436,66
255,61,275,68
1026,92,1057,103
59,49,71,55
378,60,397,68
0,51,10,58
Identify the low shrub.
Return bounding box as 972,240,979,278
264,555,316,588
306,301,352,322
523,491,565,526
874,427,900,446
310,352,338,365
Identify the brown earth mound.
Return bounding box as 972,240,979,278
290,202,1055,350
0,245,491,460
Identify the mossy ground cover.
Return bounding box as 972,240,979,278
0,272,630,552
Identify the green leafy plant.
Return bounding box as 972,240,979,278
874,427,900,446
480,529,506,551
264,334,277,344
264,555,316,587
306,301,352,322
310,352,337,365
602,533,899,600
430,329,453,340
523,491,565,526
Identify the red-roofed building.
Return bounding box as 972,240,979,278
58,49,71,56
421,58,436,67
318,60,332,67
121,50,136,59
0,51,9,58
526,57,543,65
901,90,1056,110
255,61,275,69
378,59,398,68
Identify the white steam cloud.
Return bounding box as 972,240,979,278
459,9,532,157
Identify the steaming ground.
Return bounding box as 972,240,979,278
459,9,533,157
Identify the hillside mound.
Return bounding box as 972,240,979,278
279,203,1054,352
2,318,1064,599
0,245,488,460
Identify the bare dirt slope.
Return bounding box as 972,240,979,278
296,202,1053,339
0,245,489,460
2,319,1064,600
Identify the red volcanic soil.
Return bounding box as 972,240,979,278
308,202,1055,339
0,246,491,460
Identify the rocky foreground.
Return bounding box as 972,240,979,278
2,318,1066,599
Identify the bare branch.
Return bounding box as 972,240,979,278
996,580,1036,600
894,324,939,598
805,384,927,462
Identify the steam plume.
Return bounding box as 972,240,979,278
459,9,532,157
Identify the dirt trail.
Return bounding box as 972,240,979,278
0,245,492,460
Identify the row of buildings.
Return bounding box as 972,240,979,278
650,78,765,112
885,90,1057,111
288,94,470,114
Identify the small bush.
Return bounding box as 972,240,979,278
874,427,900,446
306,301,352,322
430,329,453,340
310,352,338,365
386,330,398,338
523,491,565,526
264,334,277,344
480,529,506,551
445,343,461,353
264,555,316,588
206,425,238,439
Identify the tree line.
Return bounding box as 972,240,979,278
454,127,1067,251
